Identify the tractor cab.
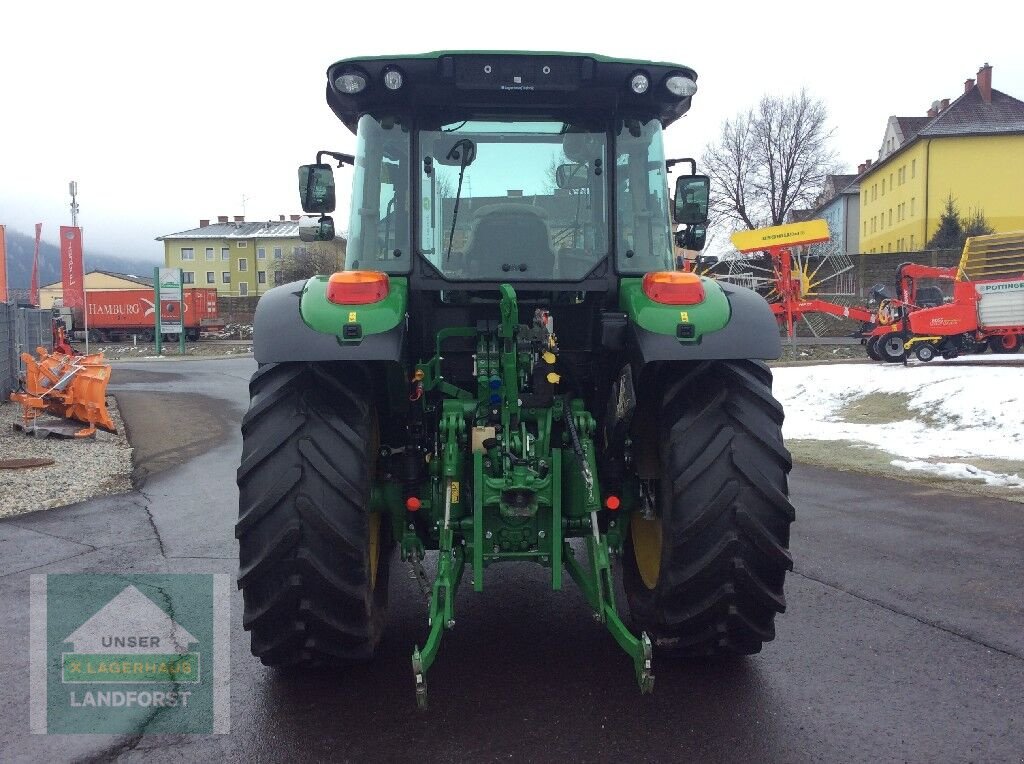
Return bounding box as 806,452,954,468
298,52,710,295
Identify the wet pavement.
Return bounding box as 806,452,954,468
1,358,1021,762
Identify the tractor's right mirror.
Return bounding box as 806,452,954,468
298,215,336,242
673,175,710,225
298,164,336,214
685,224,707,251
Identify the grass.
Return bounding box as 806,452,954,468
786,438,1024,504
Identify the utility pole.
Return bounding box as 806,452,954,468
70,180,89,354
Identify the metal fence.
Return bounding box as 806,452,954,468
0,304,53,400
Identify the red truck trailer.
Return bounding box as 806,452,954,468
61,287,222,342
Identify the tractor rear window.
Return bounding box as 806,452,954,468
346,115,412,273
418,120,608,281
615,118,674,274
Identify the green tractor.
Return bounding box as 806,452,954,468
237,51,794,707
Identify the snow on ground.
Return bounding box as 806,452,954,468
772,363,1024,487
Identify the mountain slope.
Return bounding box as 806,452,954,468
3,227,159,289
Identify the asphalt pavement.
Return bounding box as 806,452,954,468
1,358,1021,762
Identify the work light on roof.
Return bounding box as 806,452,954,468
665,74,697,97
383,68,404,91
629,72,650,94
335,71,368,94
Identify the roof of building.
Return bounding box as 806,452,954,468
860,84,1024,179
916,86,1024,137
157,220,301,241
895,116,931,142
40,269,154,290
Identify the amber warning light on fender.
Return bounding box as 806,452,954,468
326,271,390,305
642,271,705,305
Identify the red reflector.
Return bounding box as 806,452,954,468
405,496,421,512
325,271,389,305
605,495,621,511
642,271,705,305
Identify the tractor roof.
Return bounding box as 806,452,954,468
325,51,698,133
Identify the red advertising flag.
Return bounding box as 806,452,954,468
0,224,8,303
60,225,86,311
31,223,42,306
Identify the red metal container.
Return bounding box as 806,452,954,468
73,288,222,340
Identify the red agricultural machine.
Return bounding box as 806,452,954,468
865,231,1024,363
723,220,876,339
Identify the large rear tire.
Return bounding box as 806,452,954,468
236,362,393,666
624,360,794,656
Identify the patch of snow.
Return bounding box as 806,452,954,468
772,363,1024,473
891,460,1024,488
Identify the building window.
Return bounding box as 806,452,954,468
205,247,214,260
274,270,283,285
273,247,283,260
182,271,194,284
221,247,230,261
292,246,303,257
910,235,915,249
222,272,231,284
889,209,892,226
863,190,868,206
882,179,885,195
206,271,215,284
912,159,916,178
863,221,867,236
238,258,248,272
237,241,248,248
258,270,267,284
257,247,266,259
911,198,916,216
239,283,249,296
181,247,195,261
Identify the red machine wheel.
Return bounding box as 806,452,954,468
879,334,907,363
989,334,1021,354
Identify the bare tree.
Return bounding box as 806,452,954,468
280,239,348,282
703,89,840,232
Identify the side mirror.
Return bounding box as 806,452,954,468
673,175,710,225
673,224,707,251
298,164,336,214
555,163,589,190
686,224,707,251
299,215,336,242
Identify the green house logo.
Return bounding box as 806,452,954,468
61,585,201,685
31,574,229,735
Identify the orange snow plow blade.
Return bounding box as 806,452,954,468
10,347,115,438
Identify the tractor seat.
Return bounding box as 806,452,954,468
464,203,555,278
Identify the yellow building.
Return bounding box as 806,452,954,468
157,215,345,297
38,270,153,309
858,64,1024,254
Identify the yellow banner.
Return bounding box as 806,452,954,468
731,219,830,253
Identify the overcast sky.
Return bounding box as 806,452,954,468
2,1,1021,263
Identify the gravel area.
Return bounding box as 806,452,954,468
84,342,253,361
0,397,133,518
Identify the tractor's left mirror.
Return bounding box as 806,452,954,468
673,175,710,225
555,163,589,190
299,215,336,242
298,164,336,214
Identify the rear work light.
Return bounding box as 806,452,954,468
642,271,706,305
325,271,390,305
